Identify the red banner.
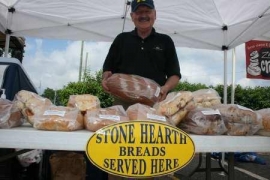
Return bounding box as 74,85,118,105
245,40,270,79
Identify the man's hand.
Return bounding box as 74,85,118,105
159,85,170,101
158,75,180,101
101,71,112,93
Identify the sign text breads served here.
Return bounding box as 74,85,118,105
86,121,195,178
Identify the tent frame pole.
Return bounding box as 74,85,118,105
4,34,10,57
231,48,236,104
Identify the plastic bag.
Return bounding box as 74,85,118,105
84,105,129,132
106,73,161,106
0,98,24,128
16,149,42,167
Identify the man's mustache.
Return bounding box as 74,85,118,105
138,17,150,21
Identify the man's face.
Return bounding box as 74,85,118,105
131,5,156,31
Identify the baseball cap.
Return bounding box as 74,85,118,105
131,0,155,12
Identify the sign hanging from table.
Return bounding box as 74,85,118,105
245,40,270,79
85,121,195,178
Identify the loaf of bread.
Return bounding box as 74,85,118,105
169,109,188,126
84,105,129,132
255,129,270,136
214,104,262,135
67,94,100,112
192,88,221,108
179,108,227,135
0,98,24,128
50,152,86,180
33,105,84,131
214,104,259,124
169,100,196,126
225,122,254,136
106,73,161,106
154,91,194,116
256,108,270,131
14,90,53,125
126,103,173,125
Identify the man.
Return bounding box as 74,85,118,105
102,0,181,108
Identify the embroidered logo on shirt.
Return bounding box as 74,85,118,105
153,46,163,51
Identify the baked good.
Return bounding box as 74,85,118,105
155,91,193,116
214,104,260,124
33,105,84,131
0,98,24,128
256,108,270,131
255,129,270,136
67,94,100,112
106,73,161,106
50,152,86,180
170,109,188,126
192,88,221,108
225,122,253,136
126,103,172,125
179,108,227,135
14,90,53,125
214,104,262,135
84,105,129,132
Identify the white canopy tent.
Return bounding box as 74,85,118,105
1,0,270,48
1,0,270,102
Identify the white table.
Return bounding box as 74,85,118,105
1,124,270,152
1,124,270,180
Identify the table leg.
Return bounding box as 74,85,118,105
227,152,235,180
206,153,211,180
188,153,203,177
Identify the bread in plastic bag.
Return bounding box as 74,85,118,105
214,104,262,135
84,105,129,132
154,91,194,116
154,91,195,125
67,94,100,112
126,103,173,125
192,88,221,108
179,108,227,135
255,108,270,131
0,98,24,128
33,105,84,131
50,152,86,180
106,73,161,106
14,90,53,125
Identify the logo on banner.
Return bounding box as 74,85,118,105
245,40,270,79
85,121,195,178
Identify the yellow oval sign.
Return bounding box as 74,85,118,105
86,121,195,178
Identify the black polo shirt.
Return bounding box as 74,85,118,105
103,28,181,86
